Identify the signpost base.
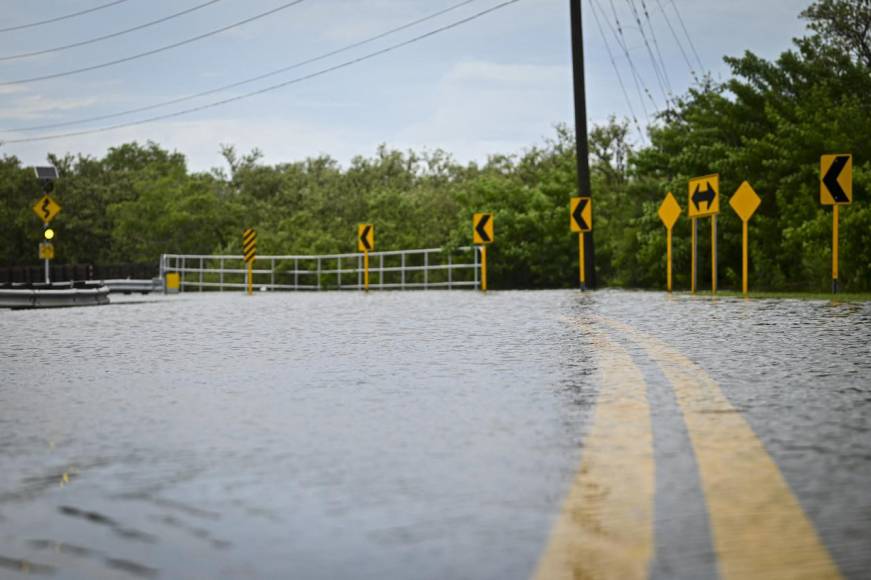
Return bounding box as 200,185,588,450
579,233,586,291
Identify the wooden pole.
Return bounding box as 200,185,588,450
570,0,596,288
579,232,586,289
364,250,369,292
247,261,253,296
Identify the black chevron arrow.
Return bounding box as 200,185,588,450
692,183,716,211
572,198,589,230
360,225,372,250
823,155,850,203
475,214,491,243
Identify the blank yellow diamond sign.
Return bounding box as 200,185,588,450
658,192,681,229
729,181,761,222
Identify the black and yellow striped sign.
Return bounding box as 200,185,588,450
242,227,257,263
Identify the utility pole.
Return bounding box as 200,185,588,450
570,0,596,288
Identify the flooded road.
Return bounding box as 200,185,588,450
1,290,869,579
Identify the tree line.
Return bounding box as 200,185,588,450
1,0,868,291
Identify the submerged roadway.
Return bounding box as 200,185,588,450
1,290,869,579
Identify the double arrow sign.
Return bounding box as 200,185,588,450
688,175,720,218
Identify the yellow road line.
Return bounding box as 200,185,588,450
534,330,654,580
601,317,842,580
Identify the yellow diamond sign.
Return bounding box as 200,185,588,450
32,194,62,225
729,181,761,222
658,192,681,229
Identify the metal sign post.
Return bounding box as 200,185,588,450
711,215,717,296
357,224,374,291
691,218,697,294
243,228,257,295
570,196,592,291
729,181,762,297
820,154,852,294
688,174,720,296
473,213,494,293
657,193,681,293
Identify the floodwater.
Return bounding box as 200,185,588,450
0,290,869,579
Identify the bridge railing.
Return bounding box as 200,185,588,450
159,247,480,292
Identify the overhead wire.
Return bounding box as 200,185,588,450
0,0,224,62
624,0,670,107
1,0,524,144
668,0,703,74
606,0,658,113
0,0,134,34
1,0,481,134
0,0,308,86
588,0,645,142
637,0,672,92
653,0,698,83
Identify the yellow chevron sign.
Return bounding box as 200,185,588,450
358,224,374,252
243,228,257,264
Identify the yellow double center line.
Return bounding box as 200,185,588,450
534,330,654,579
535,318,842,580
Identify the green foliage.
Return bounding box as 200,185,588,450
0,0,867,291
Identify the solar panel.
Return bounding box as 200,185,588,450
34,166,58,180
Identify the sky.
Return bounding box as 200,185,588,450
0,0,812,173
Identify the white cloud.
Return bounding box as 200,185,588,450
0,94,101,121
392,60,572,159
4,116,363,172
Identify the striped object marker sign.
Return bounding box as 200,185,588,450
243,227,256,295
243,228,257,263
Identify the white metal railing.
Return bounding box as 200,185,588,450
159,247,481,292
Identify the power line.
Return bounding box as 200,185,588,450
0,0,308,86
0,0,134,34
624,0,670,106
1,0,481,134
668,0,703,73
638,0,672,92
605,0,658,113
0,0,223,62
589,0,645,142
653,0,698,83
1,0,523,145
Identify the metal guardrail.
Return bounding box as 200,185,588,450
159,247,481,292
101,278,163,294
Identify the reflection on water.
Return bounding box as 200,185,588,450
0,290,868,578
